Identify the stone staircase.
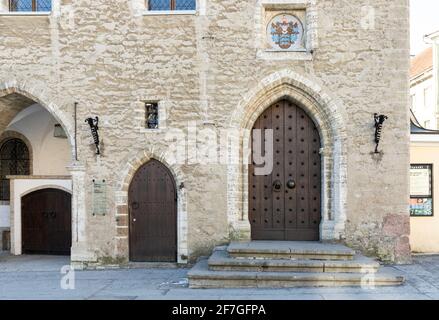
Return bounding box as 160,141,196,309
188,241,405,288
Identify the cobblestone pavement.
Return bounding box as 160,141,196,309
1,252,439,300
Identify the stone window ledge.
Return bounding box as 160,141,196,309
142,10,197,16
257,49,313,61
6,175,71,180
0,11,51,16
140,128,167,134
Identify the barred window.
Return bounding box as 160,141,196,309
0,139,30,201
9,0,52,12
148,0,196,11
146,102,159,129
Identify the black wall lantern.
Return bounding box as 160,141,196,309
374,113,388,154
85,116,100,155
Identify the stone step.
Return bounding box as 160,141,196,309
227,241,356,261
188,259,405,289
208,249,379,273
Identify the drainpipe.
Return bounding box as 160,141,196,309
74,102,78,161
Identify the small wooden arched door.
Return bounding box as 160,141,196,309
249,100,322,241
22,188,72,255
129,160,177,262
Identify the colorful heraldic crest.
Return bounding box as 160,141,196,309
267,14,304,50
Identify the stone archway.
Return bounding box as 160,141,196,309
249,100,323,241
129,159,177,262
115,149,188,264
0,81,93,262
228,69,348,242
0,81,75,159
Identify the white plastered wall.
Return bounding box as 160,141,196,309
411,76,435,129
7,104,70,176
1,104,71,239
410,135,439,253
0,205,8,227
0,0,8,12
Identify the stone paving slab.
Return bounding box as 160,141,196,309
0,253,439,300
0,254,69,272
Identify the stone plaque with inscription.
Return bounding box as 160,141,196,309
92,179,107,216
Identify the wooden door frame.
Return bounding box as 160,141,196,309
248,100,322,241
239,96,329,241
227,72,349,242
9,181,73,255
115,151,189,265
21,187,72,255
128,159,178,262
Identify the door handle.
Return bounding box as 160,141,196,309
287,180,296,189
131,202,139,210
133,218,137,222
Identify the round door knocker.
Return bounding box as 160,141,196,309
273,180,282,192
287,180,296,189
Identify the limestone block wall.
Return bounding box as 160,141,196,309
0,0,410,263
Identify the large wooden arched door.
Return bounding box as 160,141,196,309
129,160,177,262
249,100,322,241
22,188,72,255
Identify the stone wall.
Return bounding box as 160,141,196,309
0,0,411,263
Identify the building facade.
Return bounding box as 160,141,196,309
410,115,439,253
0,0,411,266
410,31,439,130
